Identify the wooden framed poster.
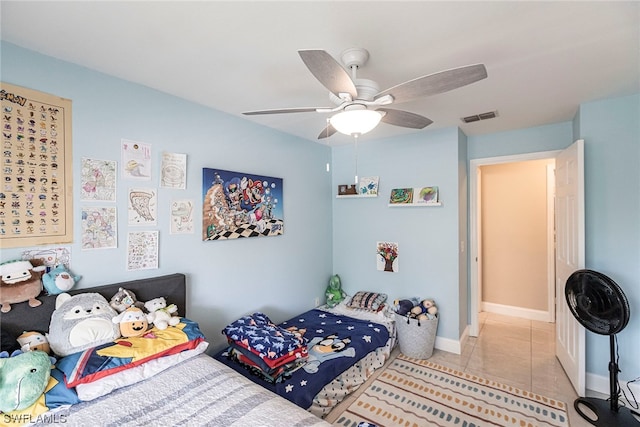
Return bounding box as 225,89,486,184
0,82,73,248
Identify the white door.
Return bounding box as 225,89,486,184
554,139,586,396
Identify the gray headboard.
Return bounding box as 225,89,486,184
0,273,186,339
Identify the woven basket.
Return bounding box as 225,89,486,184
394,312,438,359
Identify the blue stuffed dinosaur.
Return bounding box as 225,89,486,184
0,350,55,412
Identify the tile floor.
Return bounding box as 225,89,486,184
326,311,611,426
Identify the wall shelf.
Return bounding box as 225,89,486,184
336,194,378,199
388,202,442,207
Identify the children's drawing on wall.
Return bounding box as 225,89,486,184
80,158,116,201
121,139,151,181
170,199,194,234
358,176,379,196
389,188,414,204
202,168,283,241
21,247,72,271
81,207,117,250
415,186,439,205
377,241,399,272
160,151,187,189
128,188,157,226
126,230,158,271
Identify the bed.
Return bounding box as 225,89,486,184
0,274,331,427
215,292,397,418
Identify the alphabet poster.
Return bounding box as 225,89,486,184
1,82,73,248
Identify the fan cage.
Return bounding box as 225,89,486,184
565,269,630,335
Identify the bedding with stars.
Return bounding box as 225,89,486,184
216,309,389,409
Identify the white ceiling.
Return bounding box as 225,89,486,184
2,1,638,145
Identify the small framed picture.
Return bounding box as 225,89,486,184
338,184,358,195
358,176,379,196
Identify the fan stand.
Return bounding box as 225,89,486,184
574,335,640,426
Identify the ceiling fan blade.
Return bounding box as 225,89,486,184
243,107,322,115
317,123,337,139
377,108,433,129
298,49,358,99
375,64,488,104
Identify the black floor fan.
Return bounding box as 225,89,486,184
565,269,639,426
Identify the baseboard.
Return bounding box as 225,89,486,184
434,324,468,355
482,301,552,323
587,372,640,406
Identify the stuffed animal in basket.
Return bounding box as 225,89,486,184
325,274,346,308
47,292,121,357
144,297,180,330
410,298,438,321
0,260,46,313
0,350,55,412
112,307,151,337
393,298,419,316
42,264,82,295
109,287,145,313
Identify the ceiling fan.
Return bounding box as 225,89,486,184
243,48,488,139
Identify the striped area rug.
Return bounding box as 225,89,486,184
333,354,569,427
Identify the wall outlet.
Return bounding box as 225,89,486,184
315,297,320,307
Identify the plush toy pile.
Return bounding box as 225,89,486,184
393,297,438,320
0,281,190,422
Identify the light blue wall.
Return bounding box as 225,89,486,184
3,42,638,382
468,121,573,159
0,42,334,351
577,94,640,379
331,128,464,341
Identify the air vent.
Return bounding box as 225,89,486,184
462,110,498,123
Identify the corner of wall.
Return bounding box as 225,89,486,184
572,106,581,141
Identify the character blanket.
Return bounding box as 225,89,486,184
216,309,389,409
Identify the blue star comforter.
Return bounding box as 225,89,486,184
216,309,389,409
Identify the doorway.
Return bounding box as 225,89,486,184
469,150,559,337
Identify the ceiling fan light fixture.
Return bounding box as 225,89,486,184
329,109,383,136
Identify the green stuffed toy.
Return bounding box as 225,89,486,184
0,350,54,412
325,274,346,308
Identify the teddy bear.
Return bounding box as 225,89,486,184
0,259,46,313
325,274,346,308
393,298,418,316
144,297,180,330
112,307,151,337
42,264,81,295
109,287,145,313
410,298,438,321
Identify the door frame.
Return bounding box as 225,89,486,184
469,150,559,337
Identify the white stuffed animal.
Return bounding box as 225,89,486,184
144,297,180,330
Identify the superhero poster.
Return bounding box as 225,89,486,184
202,168,283,241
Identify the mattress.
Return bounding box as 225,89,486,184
310,304,397,417
35,354,331,427
216,304,397,418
